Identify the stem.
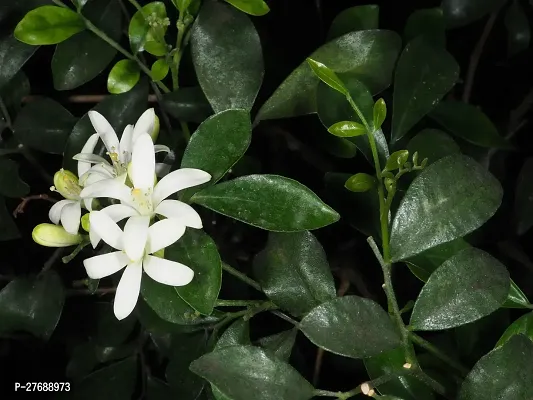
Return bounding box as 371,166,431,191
39,248,65,277
222,263,262,292
271,310,300,327
62,237,91,264
215,299,265,307
0,95,12,128
67,287,117,296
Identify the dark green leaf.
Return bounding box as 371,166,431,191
410,248,510,331
0,271,64,339
162,86,213,123
429,101,512,148
51,0,122,90
459,335,533,399
391,37,459,143
300,296,401,358
14,97,76,154
147,376,174,400
0,197,19,240
107,59,140,94
192,175,340,231
442,0,507,28
327,5,380,40
15,5,85,45
151,59,169,81
505,0,530,56
390,155,502,261
190,345,315,400
406,129,460,166
66,342,100,380
515,157,533,235
215,318,250,350
253,231,336,316
404,8,446,46
344,173,375,193
257,30,401,121
191,0,264,112
0,156,29,197
168,229,222,315
94,303,136,346
224,0,269,16
129,2,167,54
63,80,148,171
373,98,387,130
0,34,37,90
503,280,531,309
0,71,30,114
496,312,533,347
328,121,366,137
306,58,348,96
137,298,208,334
257,328,298,362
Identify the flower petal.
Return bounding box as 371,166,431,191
154,200,203,229
73,153,110,165
130,133,155,190
119,124,134,163
83,198,94,211
83,251,130,279
89,204,139,248
154,144,171,154
89,210,124,250
152,168,211,206
80,179,132,205
114,261,143,320
89,110,119,154
61,202,81,234
146,218,186,254
48,199,72,225
132,108,155,143
143,255,194,286
78,133,99,178
123,215,150,261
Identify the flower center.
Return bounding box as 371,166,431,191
131,188,153,216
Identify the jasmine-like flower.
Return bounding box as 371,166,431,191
84,211,194,320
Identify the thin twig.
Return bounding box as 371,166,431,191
221,263,262,292
270,310,300,327
39,248,65,277
66,287,117,296
23,94,159,104
13,194,57,218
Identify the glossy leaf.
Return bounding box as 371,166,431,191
515,157,533,235
192,175,340,231
257,329,298,362
191,0,264,112
253,231,336,317
52,0,122,90
63,80,148,171
404,8,446,46
410,248,510,331
373,98,387,130
406,129,460,166
169,229,221,315
151,59,169,81
15,5,85,45
0,156,29,197
459,335,533,399
0,71,30,114
389,154,502,261
391,37,459,143
216,319,250,350
0,197,19,241
0,271,64,339
162,86,213,123
442,0,507,28
503,281,531,309
327,5,380,40
300,296,401,358
505,0,530,56
328,121,366,137
107,59,140,94
224,0,269,16
137,298,208,334
430,101,512,148
385,150,409,171
145,40,167,57
14,97,76,154
190,345,315,400
345,173,376,193
257,30,401,121
0,34,37,90
306,58,348,96
496,312,533,347
129,2,167,54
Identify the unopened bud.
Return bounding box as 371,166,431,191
53,169,82,200
81,214,90,232
32,223,83,247
150,114,160,142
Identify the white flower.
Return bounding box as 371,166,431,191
84,211,194,320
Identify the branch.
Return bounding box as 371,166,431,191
13,194,57,218
222,263,262,292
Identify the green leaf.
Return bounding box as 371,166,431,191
224,0,269,16
151,59,169,81
429,101,512,148
257,30,401,121
515,158,533,235
503,280,531,309
0,71,30,115
306,58,348,96
215,318,250,350
300,296,401,358
191,0,264,112
168,229,222,315
410,248,510,331
327,5,380,40
257,329,298,362
147,376,174,400
459,335,533,399
0,156,29,197
93,303,136,346
345,173,376,193
15,5,85,45
391,37,459,143
364,347,436,400
442,0,507,28
373,98,387,130
0,271,64,339
0,197,19,240
190,345,315,400
128,2,167,54
385,150,409,171
63,80,148,171
107,59,141,94
13,97,76,154
137,298,207,334
505,1,530,56
496,312,533,347
328,121,366,137
253,231,336,316
389,154,503,261
145,40,167,56
162,86,213,123
192,175,340,231
404,8,446,46
406,129,460,166
0,34,37,90
51,0,122,90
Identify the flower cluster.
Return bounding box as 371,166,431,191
33,109,211,320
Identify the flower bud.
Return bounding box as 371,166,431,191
81,214,90,232
150,114,160,142
32,223,83,247
53,169,82,200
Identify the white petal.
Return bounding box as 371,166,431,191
73,153,110,165
155,163,171,177
155,200,203,229
114,261,143,320
130,133,155,190
89,211,124,250
89,228,100,249
143,255,194,286
48,199,72,225
83,198,93,211
90,204,138,248
61,202,81,234
119,124,134,163
146,218,186,254
154,144,171,154
80,179,132,204
132,108,155,143
152,168,211,206
88,110,119,154
78,133,99,178
83,251,129,279
123,215,150,261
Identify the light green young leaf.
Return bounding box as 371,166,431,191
107,59,141,94
496,312,533,347
344,173,375,193
128,2,167,54
327,5,380,40
224,0,270,16
384,150,409,171
373,98,387,130
306,58,348,96
328,121,366,137
151,59,169,81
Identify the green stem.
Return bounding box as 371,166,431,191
222,263,262,292
271,310,300,327
62,237,91,264
211,301,276,331
215,299,265,307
